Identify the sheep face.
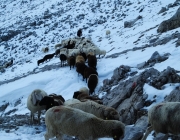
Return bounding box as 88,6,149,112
73,91,82,99
104,108,120,120
39,96,55,111
112,127,124,140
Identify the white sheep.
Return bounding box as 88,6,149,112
106,30,111,38
27,89,48,124
44,105,125,140
67,100,120,120
141,102,180,140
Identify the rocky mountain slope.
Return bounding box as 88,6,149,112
0,0,180,139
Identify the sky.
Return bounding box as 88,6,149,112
0,0,180,139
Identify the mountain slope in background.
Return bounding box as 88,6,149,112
0,0,180,139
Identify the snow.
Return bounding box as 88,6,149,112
0,0,180,139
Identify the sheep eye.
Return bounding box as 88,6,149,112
114,135,117,138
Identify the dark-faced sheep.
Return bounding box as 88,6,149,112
83,66,98,82
43,53,55,62
27,89,47,124
44,105,125,140
59,54,67,67
141,102,180,140
87,74,98,95
39,94,65,111
76,62,87,78
87,53,97,70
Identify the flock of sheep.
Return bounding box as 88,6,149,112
30,33,180,139
27,88,125,140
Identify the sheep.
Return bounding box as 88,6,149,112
44,105,125,140
67,55,75,70
39,94,65,111
67,100,119,120
75,55,85,64
42,47,49,53
63,98,81,106
43,53,55,62
59,54,67,67
106,30,111,38
87,74,98,95
77,28,82,37
67,49,80,57
76,62,87,78
141,102,180,140
83,66,98,82
73,90,103,104
27,89,48,124
87,53,97,70
37,58,45,66
99,49,106,58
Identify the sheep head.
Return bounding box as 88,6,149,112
112,127,124,140
73,91,82,99
103,108,120,120
39,96,55,111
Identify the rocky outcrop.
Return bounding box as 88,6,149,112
157,7,180,33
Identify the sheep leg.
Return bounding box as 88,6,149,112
56,133,63,140
141,126,153,140
38,110,41,124
30,112,34,124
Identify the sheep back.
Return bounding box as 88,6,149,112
67,100,120,120
44,105,125,140
87,74,98,94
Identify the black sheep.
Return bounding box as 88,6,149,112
83,67,98,83
76,62,88,78
87,74,98,95
87,54,97,70
64,40,75,49
67,55,75,70
43,53,55,61
59,54,67,67
37,58,45,66
80,52,87,62
39,94,65,111
77,28,82,37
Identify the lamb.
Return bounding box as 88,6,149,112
43,53,55,61
87,53,97,70
87,74,98,95
106,30,111,38
83,66,98,82
39,94,65,111
67,100,119,120
141,102,180,140
27,89,48,124
44,105,125,140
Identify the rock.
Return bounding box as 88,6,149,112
157,7,180,33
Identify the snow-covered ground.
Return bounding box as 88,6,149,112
0,0,180,139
